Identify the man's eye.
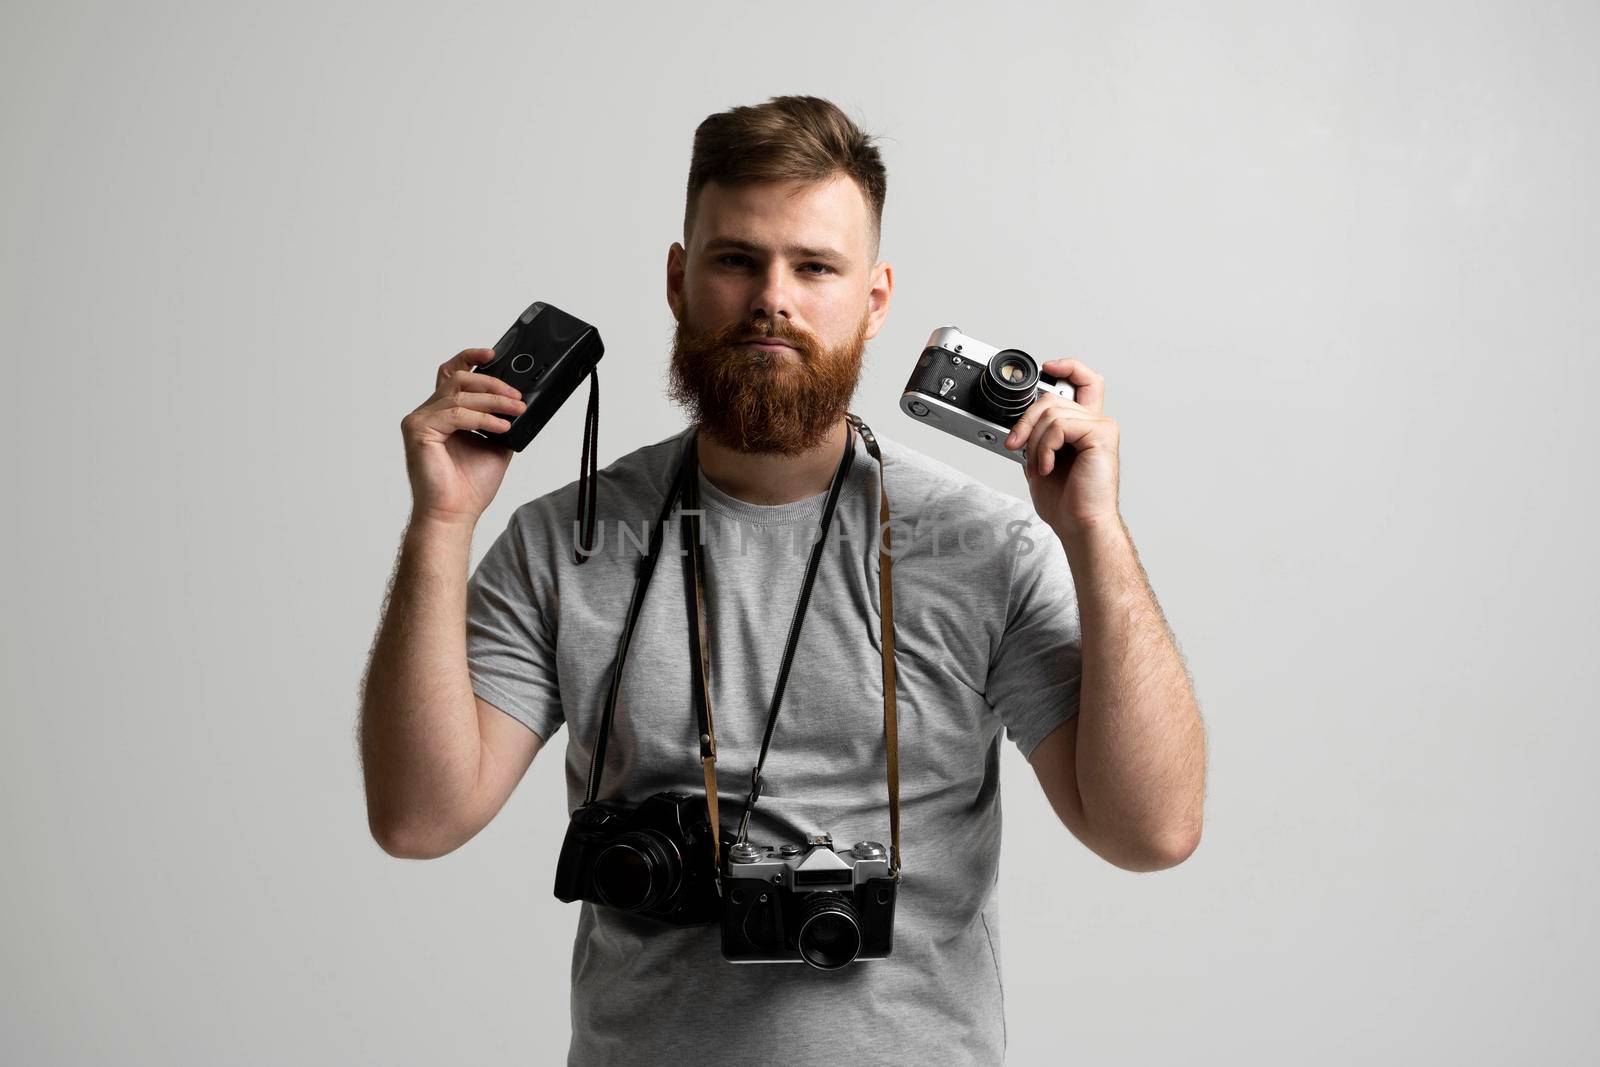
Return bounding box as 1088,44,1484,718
715,254,833,276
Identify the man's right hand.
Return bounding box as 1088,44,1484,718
401,348,528,527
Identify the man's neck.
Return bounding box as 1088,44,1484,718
695,416,850,506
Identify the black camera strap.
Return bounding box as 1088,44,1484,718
573,370,600,565
581,414,902,880
582,435,694,805
729,425,855,841
687,421,855,882
731,413,901,878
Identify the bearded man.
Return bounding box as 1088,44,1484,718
361,94,1206,1067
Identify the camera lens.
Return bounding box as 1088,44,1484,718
796,892,863,971
593,831,682,912
977,349,1040,422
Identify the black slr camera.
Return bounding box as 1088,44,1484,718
721,833,897,970
554,792,727,926
900,326,1076,464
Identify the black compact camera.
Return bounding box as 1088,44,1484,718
900,326,1076,464
721,833,898,970
554,792,727,926
469,300,603,453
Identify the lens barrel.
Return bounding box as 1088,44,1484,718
796,892,863,971
593,831,682,912
977,349,1041,422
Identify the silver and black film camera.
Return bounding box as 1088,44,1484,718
900,326,1076,463
721,833,897,971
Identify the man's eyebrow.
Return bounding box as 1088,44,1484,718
701,237,850,264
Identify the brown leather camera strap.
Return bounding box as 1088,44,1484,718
585,415,901,880
679,434,722,873
581,429,743,875
847,412,901,878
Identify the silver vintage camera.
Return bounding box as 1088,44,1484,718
720,833,898,971
900,326,1076,464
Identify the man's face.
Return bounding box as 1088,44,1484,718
666,174,892,455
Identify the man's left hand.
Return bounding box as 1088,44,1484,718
1003,358,1121,538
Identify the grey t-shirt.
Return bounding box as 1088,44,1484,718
466,420,1083,1066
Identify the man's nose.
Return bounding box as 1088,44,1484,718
749,262,793,325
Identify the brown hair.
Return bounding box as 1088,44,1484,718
683,94,888,263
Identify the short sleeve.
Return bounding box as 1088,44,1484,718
983,515,1083,759
465,509,565,741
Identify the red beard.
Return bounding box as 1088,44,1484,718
668,308,870,455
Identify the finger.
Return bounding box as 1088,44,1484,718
1003,392,1069,451
1040,358,1104,415
419,399,517,437
1037,419,1070,477
445,366,525,401
430,386,527,420
1025,409,1067,474
436,348,500,390
1027,409,1097,476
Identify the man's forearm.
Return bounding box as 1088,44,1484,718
1061,515,1206,866
358,515,483,855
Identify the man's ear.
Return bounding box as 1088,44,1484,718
666,242,686,322
864,260,893,340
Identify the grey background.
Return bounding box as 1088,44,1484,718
3,1,1596,1063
